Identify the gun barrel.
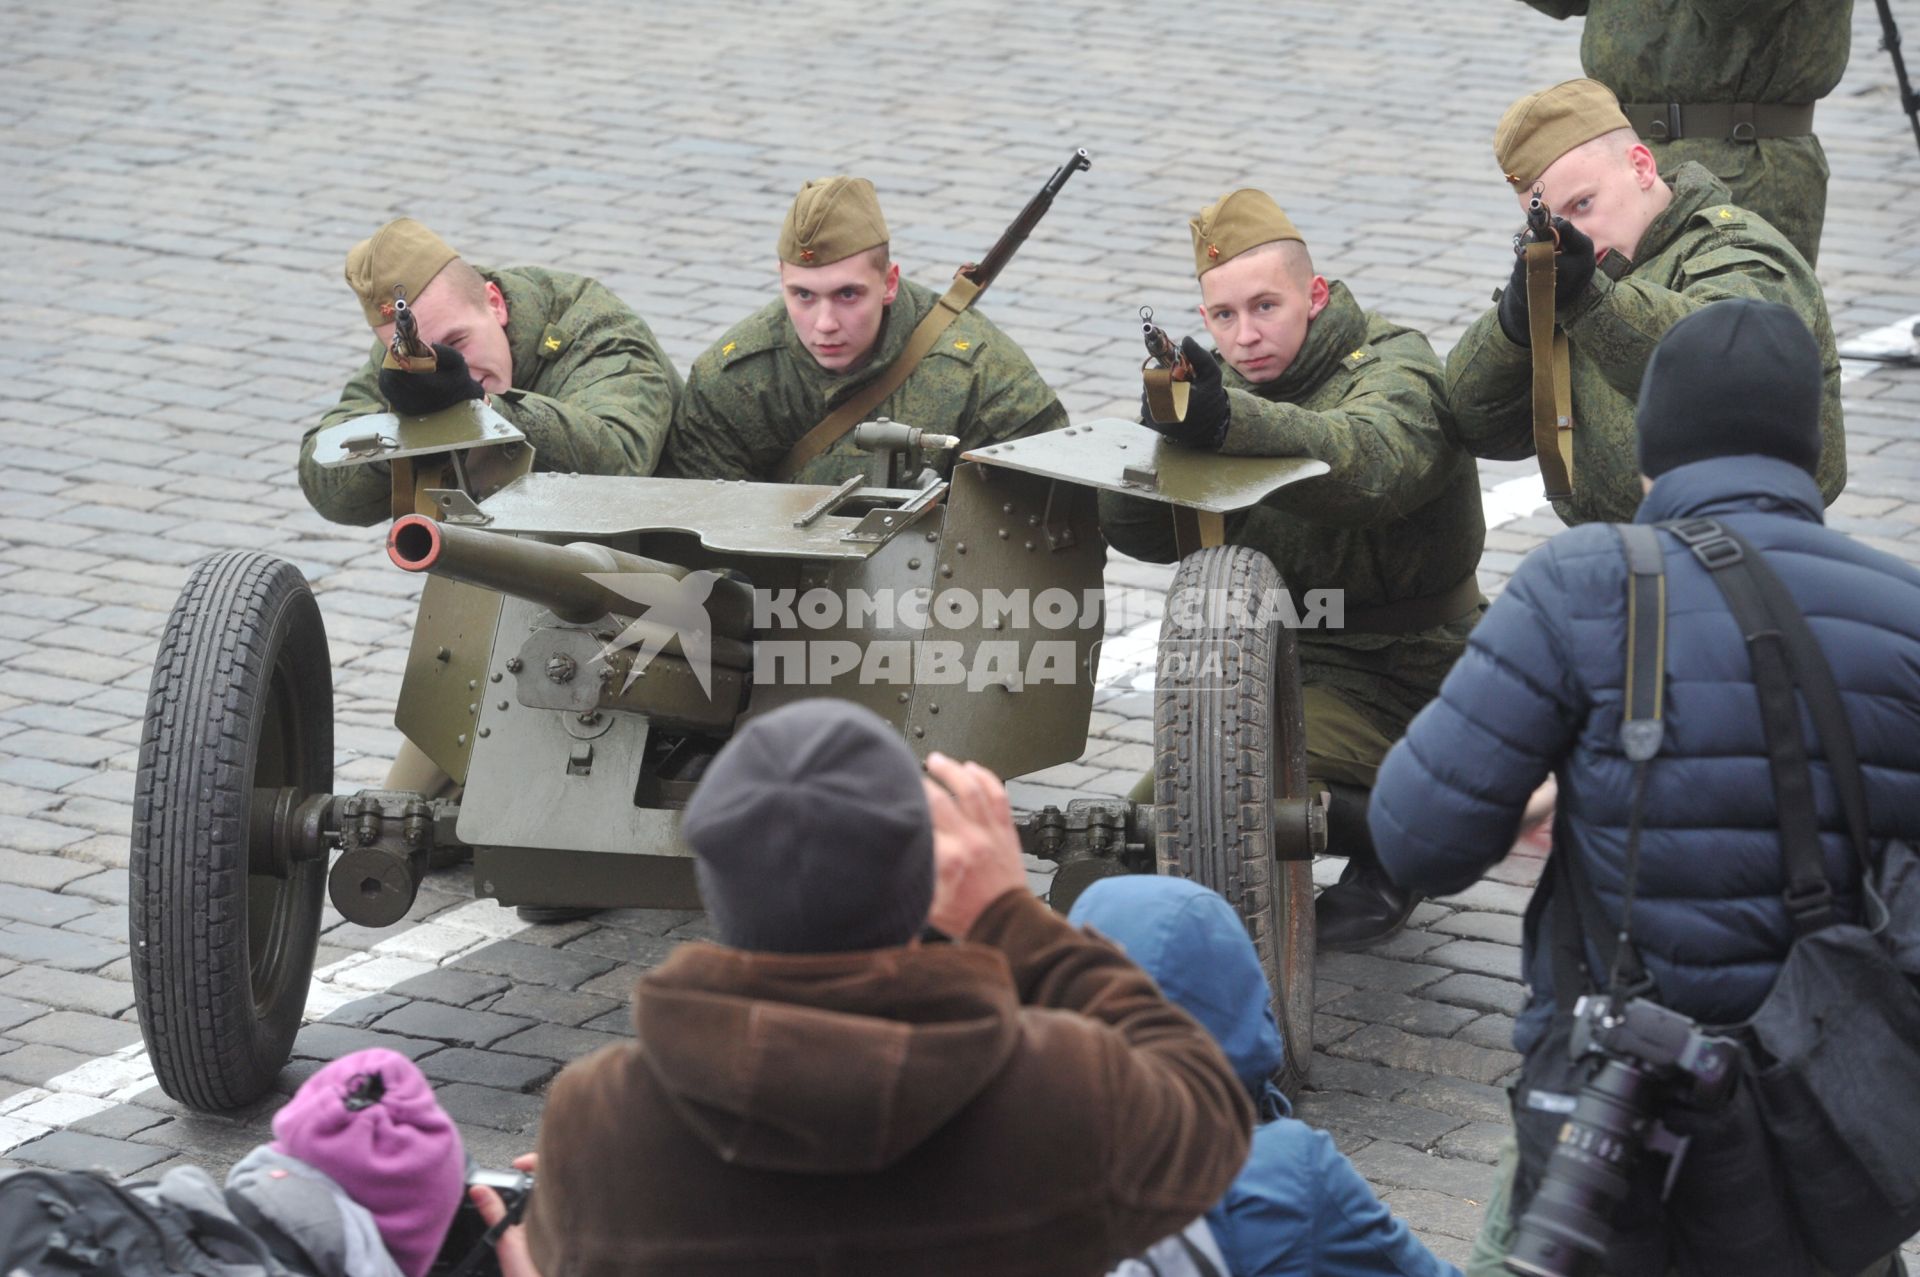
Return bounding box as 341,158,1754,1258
964,147,1093,291
1525,183,1553,241
387,515,754,639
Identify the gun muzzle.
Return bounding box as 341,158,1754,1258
387,514,754,640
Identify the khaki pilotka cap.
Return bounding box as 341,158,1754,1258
777,177,890,267
1494,78,1635,192
1189,190,1304,277
343,218,461,327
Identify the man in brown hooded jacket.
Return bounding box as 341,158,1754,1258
512,700,1253,1277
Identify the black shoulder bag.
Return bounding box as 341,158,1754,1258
1506,519,1920,1275
1660,518,1920,1273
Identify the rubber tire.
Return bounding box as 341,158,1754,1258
132,552,332,1111
1152,544,1315,1098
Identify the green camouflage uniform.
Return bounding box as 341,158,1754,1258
1447,162,1845,527
1519,0,1852,266
300,266,681,526
1101,283,1487,789
662,278,1067,484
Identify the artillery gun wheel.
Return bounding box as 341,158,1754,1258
1152,545,1315,1097
132,552,332,1111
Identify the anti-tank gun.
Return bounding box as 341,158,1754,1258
131,152,1335,1118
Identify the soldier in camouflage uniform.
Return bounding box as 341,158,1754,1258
1518,0,1851,266
299,218,682,526
662,177,1066,484
1101,190,1487,951
1448,79,1846,527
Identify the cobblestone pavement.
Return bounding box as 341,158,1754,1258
3,0,1919,1263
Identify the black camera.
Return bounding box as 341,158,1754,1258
1505,995,1741,1277
430,1167,534,1277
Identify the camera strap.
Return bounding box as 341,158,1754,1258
1556,518,1879,1010
1546,524,1666,1009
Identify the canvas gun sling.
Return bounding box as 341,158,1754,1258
772,274,982,482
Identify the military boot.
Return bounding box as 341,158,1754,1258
1313,782,1420,952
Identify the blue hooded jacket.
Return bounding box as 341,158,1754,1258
1071,877,1459,1277
1371,455,1920,1053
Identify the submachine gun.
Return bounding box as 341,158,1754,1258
772,148,1093,482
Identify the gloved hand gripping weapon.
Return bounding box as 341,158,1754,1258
385,285,438,374
1140,306,1195,425
1519,183,1575,500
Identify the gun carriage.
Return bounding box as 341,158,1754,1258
130,153,1332,1113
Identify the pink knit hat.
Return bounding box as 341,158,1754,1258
272,1049,466,1277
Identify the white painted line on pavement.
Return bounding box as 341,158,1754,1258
0,463,1583,1156
0,900,532,1156
1839,313,1920,384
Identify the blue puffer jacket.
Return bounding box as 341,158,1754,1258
1371,455,1920,1053
1071,876,1458,1277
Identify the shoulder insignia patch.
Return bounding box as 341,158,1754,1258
1718,208,1733,220
722,342,737,356
537,324,570,358
1345,348,1376,369
953,339,970,351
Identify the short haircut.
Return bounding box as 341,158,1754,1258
1575,127,1642,164
1238,238,1317,290
433,257,492,311
859,244,891,273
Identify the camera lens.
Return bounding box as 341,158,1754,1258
1505,1060,1660,1277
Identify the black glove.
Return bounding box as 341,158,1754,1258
1139,336,1230,450
1497,217,1599,347
1551,217,1597,308
379,343,487,417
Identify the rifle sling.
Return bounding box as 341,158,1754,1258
772,273,982,483
1523,240,1575,500
1143,366,1191,425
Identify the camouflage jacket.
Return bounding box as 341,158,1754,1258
662,277,1067,484
300,266,682,526
1519,0,1852,104
1445,162,1845,526
1101,284,1486,737
1518,0,1853,264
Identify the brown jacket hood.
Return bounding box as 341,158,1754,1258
634,940,1021,1174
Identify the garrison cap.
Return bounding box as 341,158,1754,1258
777,176,890,267
1494,78,1635,192
1189,189,1304,277
344,218,461,328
